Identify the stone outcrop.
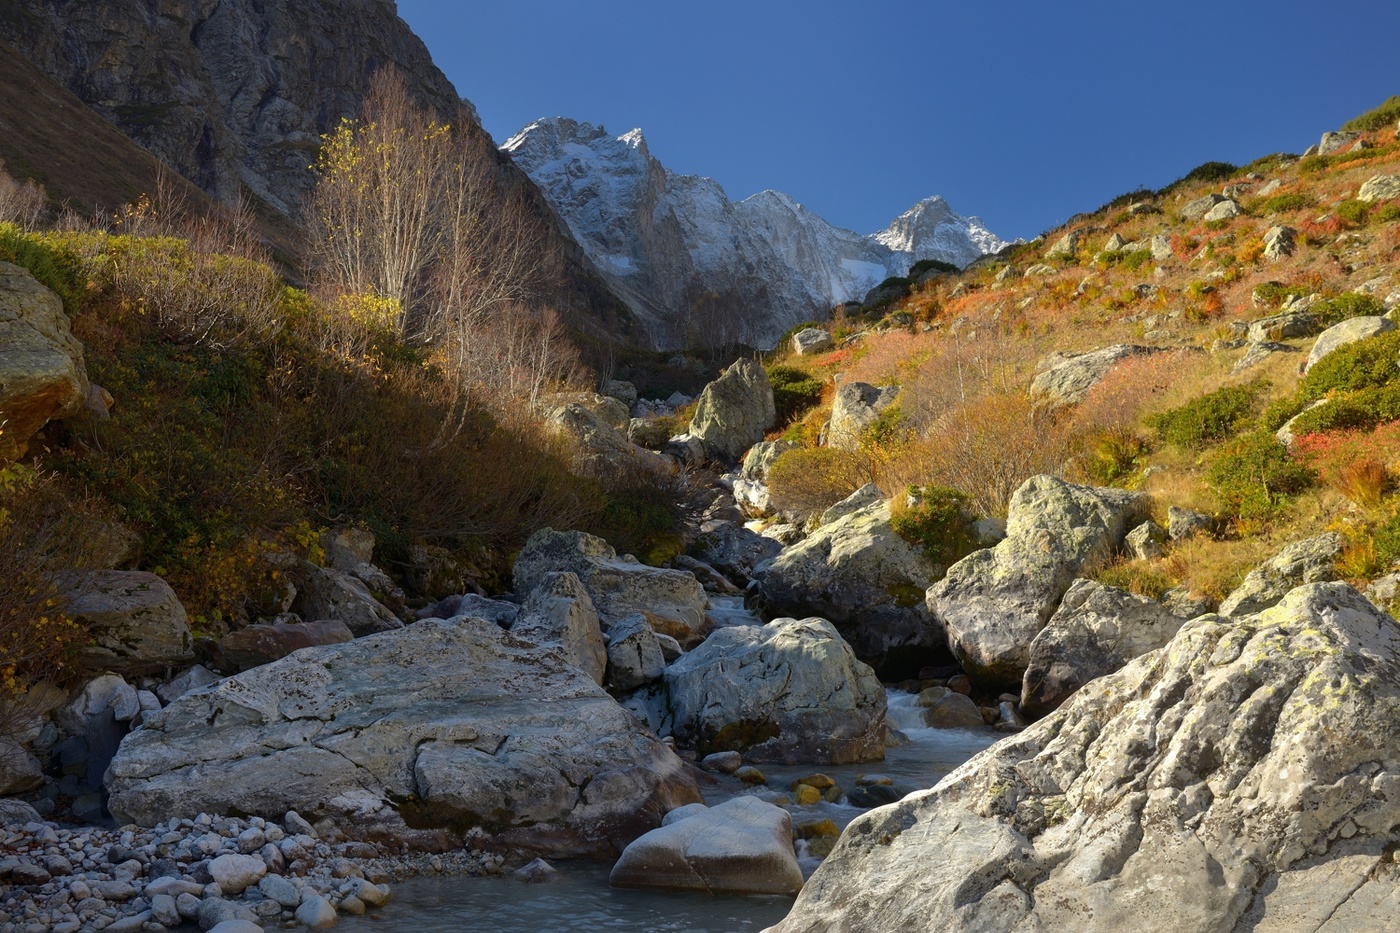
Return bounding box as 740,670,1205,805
927,475,1146,689
791,328,833,355
210,619,353,673
513,528,709,646
1218,533,1342,617
663,617,885,764
0,262,90,461
511,571,607,686
1305,315,1396,372
65,571,195,676
291,562,401,637
1020,579,1187,718
753,501,944,676
610,797,804,896
1358,173,1400,203
106,618,701,855
687,359,775,462
691,522,782,589
826,382,898,451
1029,345,1155,408
768,583,1400,933
733,439,793,517
546,402,670,477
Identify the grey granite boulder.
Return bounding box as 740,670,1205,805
1305,315,1396,373
826,382,898,451
105,618,701,855
753,501,944,676
687,359,775,461
511,571,607,685
768,582,1400,933
1030,345,1156,408
513,528,708,647
663,616,885,764
927,475,1147,689
66,571,195,675
1217,533,1342,617
611,796,802,895
1020,579,1187,718
0,262,90,460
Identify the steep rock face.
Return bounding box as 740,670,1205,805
3,0,461,216
502,118,1006,349
3,1,635,342
769,583,1400,933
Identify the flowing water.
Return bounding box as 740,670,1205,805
335,604,1001,933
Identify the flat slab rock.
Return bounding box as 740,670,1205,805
105,617,700,856
767,582,1400,933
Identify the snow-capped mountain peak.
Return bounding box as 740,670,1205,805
503,119,1007,349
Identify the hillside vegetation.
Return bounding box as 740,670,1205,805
761,96,1400,607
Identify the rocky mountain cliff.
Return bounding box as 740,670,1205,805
0,0,636,341
503,117,1007,349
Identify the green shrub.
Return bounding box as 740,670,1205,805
1160,161,1238,195
1336,199,1371,228
1287,383,1400,436
1258,193,1315,214
890,486,974,570
1148,383,1261,448
767,365,824,425
1310,291,1385,328
1378,204,1400,223
767,447,874,519
908,258,959,279
1374,510,1400,565
1341,95,1400,133
0,224,86,311
1207,430,1314,522
1251,281,1310,309
864,404,910,447
1261,396,1305,431
1298,330,1400,403
1080,427,1150,486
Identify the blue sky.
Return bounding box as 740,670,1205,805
397,1,1400,241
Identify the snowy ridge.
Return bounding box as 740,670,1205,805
502,118,1008,349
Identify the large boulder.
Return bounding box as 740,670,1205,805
927,475,1147,689
0,261,90,461
511,571,607,685
733,439,794,517
210,619,354,673
1029,345,1155,408
1358,173,1400,203
691,522,783,589
106,618,701,855
753,501,944,677
539,391,631,430
292,562,401,637
1020,579,1187,718
767,583,1400,933
790,328,833,356
547,402,669,477
611,797,803,896
65,571,195,675
826,382,898,451
663,617,885,764
513,529,709,647
687,359,775,461
1305,315,1396,373
1218,533,1342,618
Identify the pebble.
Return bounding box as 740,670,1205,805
0,810,424,933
